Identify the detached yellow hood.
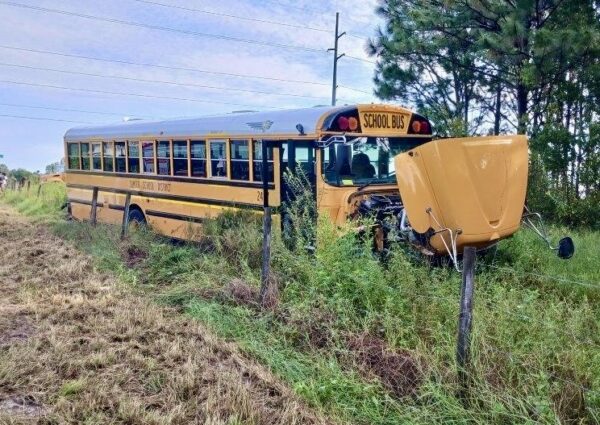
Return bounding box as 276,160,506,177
394,135,528,253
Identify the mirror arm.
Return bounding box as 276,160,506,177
521,207,557,250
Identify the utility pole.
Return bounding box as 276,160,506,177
328,12,345,106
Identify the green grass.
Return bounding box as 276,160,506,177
2,182,67,221
2,188,599,424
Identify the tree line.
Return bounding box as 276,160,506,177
369,0,600,228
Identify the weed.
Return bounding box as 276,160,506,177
2,186,599,424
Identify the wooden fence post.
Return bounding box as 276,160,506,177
120,193,132,240
90,187,98,226
457,246,476,400
259,140,274,307
37,184,42,198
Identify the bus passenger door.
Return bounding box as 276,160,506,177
280,140,316,205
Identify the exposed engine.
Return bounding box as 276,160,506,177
352,193,432,255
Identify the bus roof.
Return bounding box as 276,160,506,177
64,105,352,141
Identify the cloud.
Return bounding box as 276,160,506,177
0,0,382,170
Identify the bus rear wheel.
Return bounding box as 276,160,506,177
128,208,146,231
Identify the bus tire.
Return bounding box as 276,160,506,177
128,208,146,228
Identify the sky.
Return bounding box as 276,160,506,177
0,0,383,172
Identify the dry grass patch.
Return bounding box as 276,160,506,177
0,205,331,425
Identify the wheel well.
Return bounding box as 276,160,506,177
128,204,144,217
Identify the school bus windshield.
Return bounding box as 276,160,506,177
322,137,427,187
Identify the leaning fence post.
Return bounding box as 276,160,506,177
90,187,98,226
120,193,132,240
259,140,274,307
457,246,476,400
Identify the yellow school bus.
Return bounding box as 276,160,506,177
64,104,529,262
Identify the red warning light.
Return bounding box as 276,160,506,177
420,120,430,134
411,120,421,133
338,116,349,131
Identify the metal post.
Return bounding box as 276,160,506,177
120,193,132,240
90,187,98,226
457,246,476,399
328,12,346,106
259,140,273,305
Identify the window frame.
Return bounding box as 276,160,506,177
127,140,141,174
156,140,171,176
114,141,127,173
190,140,207,178
172,139,190,177
141,140,156,174
230,139,251,181
102,141,115,172
252,139,275,183
67,142,81,170
91,142,103,171
80,142,91,170
208,139,228,179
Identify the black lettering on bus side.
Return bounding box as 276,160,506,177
157,183,171,192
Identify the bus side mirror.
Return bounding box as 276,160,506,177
557,237,575,260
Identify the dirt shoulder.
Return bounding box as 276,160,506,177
0,205,329,425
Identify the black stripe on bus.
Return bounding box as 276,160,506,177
67,170,275,190
66,184,270,211
108,204,125,211
68,198,104,207
145,209,204,224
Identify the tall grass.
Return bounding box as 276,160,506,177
2,182,66,221
2,186,599,424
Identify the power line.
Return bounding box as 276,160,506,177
0,45,329,87
338,84,371,95
345,54,377,64
0,62,330,100
346,31,374,40
0,1,326,54
0,45,375,96
131,0,331,34
0,113,93,124
0,80,274,109
258,0,328,16
0,102,154,119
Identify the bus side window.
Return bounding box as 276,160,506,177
115,142,126,173
103,142,114,172
173,140,189,176
190,141,206,177
67,143,80,170
157,141,171,176
253,141,274,183
210,140,227,178
128,141,140,173
80,143,90,170
142,141,155,174
92,143,102,171
230,140,249,181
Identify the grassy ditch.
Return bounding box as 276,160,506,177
2,186,599,424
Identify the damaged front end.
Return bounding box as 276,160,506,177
350,191,436,258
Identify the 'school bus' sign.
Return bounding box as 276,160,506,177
359,110,411,135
